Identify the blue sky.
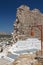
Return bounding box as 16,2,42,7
0,0,43,33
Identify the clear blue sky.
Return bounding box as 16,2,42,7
0,0,43,33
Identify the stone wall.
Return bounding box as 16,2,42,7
13,5,43,42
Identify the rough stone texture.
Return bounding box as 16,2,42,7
13,54,41,65
13,5,43,42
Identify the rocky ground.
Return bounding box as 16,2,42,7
0,38,43,65
13,54,42,65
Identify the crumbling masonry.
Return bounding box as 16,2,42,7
13,5,43,43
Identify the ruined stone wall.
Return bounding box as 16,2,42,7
13,5,43,42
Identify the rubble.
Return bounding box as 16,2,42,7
13,54,41,65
